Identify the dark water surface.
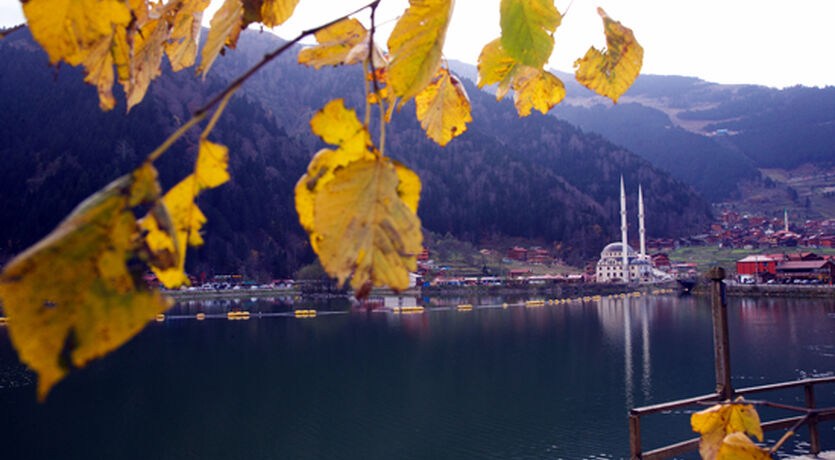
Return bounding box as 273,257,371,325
1,294,833,459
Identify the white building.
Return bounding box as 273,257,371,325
596,178,655,283
596,242,653,282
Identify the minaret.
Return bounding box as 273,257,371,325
639,185,646,259
620,176,629,283
784,208,789,232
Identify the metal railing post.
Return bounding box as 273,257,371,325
805,383,821,454
629,412,642,459
708,267,733,400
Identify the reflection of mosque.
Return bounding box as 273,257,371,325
595,177,659,283
598,296,653,408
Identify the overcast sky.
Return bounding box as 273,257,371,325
2,0,833,88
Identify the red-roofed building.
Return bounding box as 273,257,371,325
507,247,527,261
736,255,779,282
776,260,835,284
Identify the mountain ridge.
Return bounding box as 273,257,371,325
0,28,711,276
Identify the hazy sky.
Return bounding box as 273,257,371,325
2,0,833,88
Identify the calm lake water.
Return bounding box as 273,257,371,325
0,293,833,459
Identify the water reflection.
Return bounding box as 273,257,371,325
0,293,833,459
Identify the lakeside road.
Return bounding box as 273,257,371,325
164,282,679,302
692,282,835,298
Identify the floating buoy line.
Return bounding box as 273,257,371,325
144,289,677,323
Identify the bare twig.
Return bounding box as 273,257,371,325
366,0,386,156
769,413,809,454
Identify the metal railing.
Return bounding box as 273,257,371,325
628,267,835,459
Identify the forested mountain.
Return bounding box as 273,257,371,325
0,28,710,277
550,71,835,201
449,61,835,202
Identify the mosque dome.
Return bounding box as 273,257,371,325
601,242,635,256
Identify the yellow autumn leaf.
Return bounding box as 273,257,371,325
126,18,170,111
165,0,211,72
259,0,300,28
477,37,519,100
499,0,561,68
726,403,763,442
574,7,643,103
296,100,376,246
716,432,771,460
80,35,118,111
298,18,368,69
393,159,421,214
22,0,131,66
512,66,565,116
387,0,454,104
0,163,172,400
294,147,375,232
415,68,472,146
310,99,372,156
138,204,179,271
152,139,230,288
198,0,244,78
195,140,231,188
692,401,765,460
309,156,422,294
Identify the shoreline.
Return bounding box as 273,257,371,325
165,281,680,302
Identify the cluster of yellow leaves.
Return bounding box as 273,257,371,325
691,400,771,460
294,100,422,297
478,3,640,116
294,0,643,294
21,0,299,110
0,163,176,400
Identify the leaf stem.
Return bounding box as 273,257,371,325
367,0,385,156
201,85,238,139
146,112,207,163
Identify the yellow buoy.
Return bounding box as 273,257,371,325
155,314,165,322
196,313,206,320
457,304,473,311
294,309,317,318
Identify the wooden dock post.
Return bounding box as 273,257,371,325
708,267,733,400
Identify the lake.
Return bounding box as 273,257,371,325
0,293,833,459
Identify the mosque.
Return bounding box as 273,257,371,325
595,177,657,283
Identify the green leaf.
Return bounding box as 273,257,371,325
499,0,561,68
